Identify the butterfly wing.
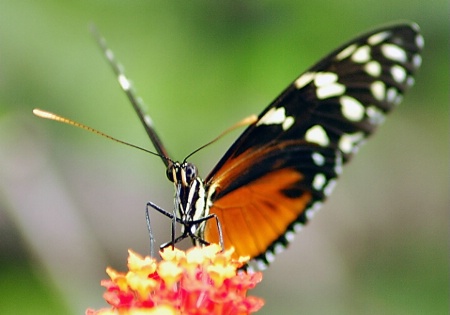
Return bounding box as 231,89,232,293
203,23,423,266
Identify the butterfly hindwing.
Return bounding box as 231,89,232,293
205,145,341,265
204,23,423,266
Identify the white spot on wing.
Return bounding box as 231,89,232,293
415,34,425,49
394,94,403,105
285,231,295,242
282,116,295,130
312,201,322,212
411,22,420,32
412,54,422,68
324,179,337,197
256,260,267,271
381,43,407,63
366,105,385,124
305,125,329,146
305,202,322,220
334,152,343,175
371,81,386,101
314,72,345,99
298,71,345,99
340,95,365,121
336,44,357,60
265,251,275,263
274,243,285,254
257,107,294,131
293,222,303,233
351,45,371,63
406,76,415,87
314,72,338,86
364,61,382,77
339,132,365,154
386,87,398,103
317,83,346,99
312,173,326,191
390,65,407,83
367,31,391,45
295,72,315,89
312,152,325,166
258,107,285,125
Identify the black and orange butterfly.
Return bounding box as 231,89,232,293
34,22,423,269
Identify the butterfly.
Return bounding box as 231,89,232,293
34,22,423,269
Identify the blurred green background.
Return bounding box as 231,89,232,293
0,1,448,314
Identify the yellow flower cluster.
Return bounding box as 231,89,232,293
87,245,264,315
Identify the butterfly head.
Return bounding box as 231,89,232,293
165,160,209,243
166,161,199,187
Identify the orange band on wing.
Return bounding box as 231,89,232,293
205,168,312,259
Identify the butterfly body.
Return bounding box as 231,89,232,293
156,161,208,246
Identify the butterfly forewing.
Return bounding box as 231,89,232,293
204,23,423,267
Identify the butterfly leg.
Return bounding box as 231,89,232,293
146,201,184,256
189,213,224,251
145,203,157,257
159,230,191,250
172,196,181,250
190,235,210,247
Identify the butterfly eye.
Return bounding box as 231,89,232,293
183,163,198,184
166,164,176,182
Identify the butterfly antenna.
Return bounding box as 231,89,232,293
33,108,171,162
90,24,171,167
184,114,258,162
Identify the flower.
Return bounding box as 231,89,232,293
86,245,264,315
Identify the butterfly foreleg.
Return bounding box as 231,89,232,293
189,213,224,251
159,232,191,250
145,202,157,257
146,201,186,255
